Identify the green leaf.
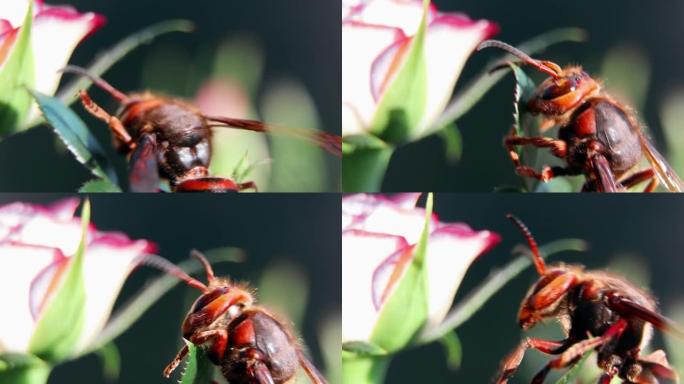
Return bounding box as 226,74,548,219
368,0,430,144
0,0,35,135
505,62,542,191
0,353,50,384
30,90,118,185
554,349,592,384
342,146,393,192
342,341,388,357
28,200,90,362
95,342,121,382
433,28,586,133
87,249,245,354
179,341,215,384
369,193,433,352
420,238,588,343
56,20,194,106
438,124,463,164
79,178,122,192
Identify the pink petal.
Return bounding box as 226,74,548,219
74,238,152,352
349,0,437,36
413,14,497,135
46,198,80,220
424,224,501,328
30,6,105,98
371,241,414,309
29,250,69,320
370,34,412,102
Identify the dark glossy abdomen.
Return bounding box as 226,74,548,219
223,310,298,384
592,100,641,173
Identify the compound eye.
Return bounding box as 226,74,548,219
540,76,578,100
190,287,228,313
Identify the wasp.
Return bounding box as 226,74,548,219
60,66,342,192
497,214,682,383
477,40,684,192
142,251,327,384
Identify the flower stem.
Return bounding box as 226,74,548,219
342,146,393,192
342,352,390,384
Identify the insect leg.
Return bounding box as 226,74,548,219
79,90,135,150
631,350,679,384
618,169,658,192
504,135,569,182
237,181,258,192
531,319,628,384
495,338,571,384
162,343,189,378
190,329,229,362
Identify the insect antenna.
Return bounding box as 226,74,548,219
59,65,129,103
477,40,562,79
506,214,546,275
190,249,215,282
137,254,209,292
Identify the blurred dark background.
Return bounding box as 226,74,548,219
0,194,340,383
383,0,684,191
0,0,340,192
385,194,684,383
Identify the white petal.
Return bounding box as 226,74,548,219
351,203,431,244
0,244,60,353
424,225,500,328
30,8,104,97
0,0,31,27
349,0,435,36
342,21,404,135
74,238,152,352
415,15,497,135
12,215,85,256
342,230,409,342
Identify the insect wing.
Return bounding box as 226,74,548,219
606,293,684,340
639,133,684,192
297,350,328,384
129,134,161,192
591,155,619,192
206,116,341,157
252,362,276,384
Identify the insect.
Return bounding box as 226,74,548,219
60,66,342,192
497,214,682,384
477,40,684,192
142,251,327,384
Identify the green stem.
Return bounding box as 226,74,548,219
342,353,390,384
342,146,393,192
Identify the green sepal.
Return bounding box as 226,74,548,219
368,193,433,352
342,146,393,192
95,342,121,382
368,0,430,144
439,331,462,370
0,353,50,384
28,200,90,362
0,0,35,135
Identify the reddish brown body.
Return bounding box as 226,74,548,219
61,66,342,192
498,215,682,384
477,40,684,192
145,251,327,384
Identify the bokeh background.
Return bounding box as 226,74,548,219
383,0,684,192
0,194,340,384
0,0,340,192
385,194,684,383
